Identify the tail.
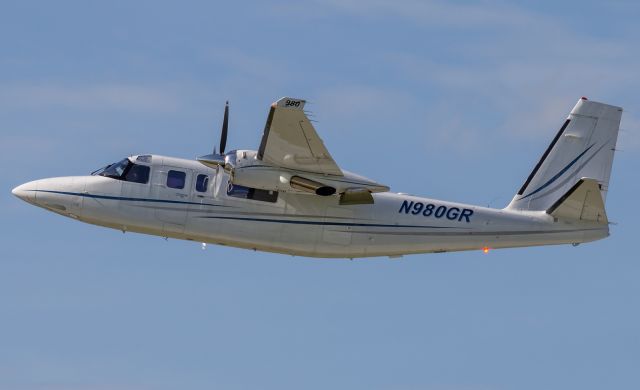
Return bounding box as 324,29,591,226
507,97,622,221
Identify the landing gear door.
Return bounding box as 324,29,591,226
151,165,193,234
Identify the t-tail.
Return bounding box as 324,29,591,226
507,97,622,224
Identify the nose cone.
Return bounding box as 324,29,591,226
12,177,87,218
12,181,38,203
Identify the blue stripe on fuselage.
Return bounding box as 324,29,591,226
520,143,595,200
32,190,466,230
31,189,229,207
198,215,462,229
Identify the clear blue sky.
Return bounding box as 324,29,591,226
2,1,639,389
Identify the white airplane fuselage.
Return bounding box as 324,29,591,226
13,97,621,258
12,153,608,258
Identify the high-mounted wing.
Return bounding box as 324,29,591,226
257,97,343,176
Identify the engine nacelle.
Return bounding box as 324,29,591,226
225,149,389,196
231,165,336,195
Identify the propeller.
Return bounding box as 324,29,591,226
197,100,231,169
219,100,229,154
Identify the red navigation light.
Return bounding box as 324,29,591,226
482,247,490,254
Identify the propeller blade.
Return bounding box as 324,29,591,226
219,101,229,154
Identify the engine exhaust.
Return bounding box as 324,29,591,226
290,176,336,196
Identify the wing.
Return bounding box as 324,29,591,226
257,97,343,176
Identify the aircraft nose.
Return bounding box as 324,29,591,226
11,181,38,203
12,177,87,217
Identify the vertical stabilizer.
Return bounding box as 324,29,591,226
507,98,622,212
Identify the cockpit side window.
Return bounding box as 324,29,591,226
124,164,150,184
96,158,129,178
92,158,150,184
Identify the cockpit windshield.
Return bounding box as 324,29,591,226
92,158,150,184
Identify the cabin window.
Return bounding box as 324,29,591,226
227,182,278,203
167,170,186,189
195,174,209,192
124,164,150,184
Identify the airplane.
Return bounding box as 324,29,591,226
12,96,622,258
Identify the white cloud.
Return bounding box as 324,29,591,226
2,384,149,390
263,0,639,155
617,113,640,151
301,0,539,28
206,47,287,82
0,83,183,113
358,3,640,150
315,84,417,121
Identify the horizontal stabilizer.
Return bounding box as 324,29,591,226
547,178,607,224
